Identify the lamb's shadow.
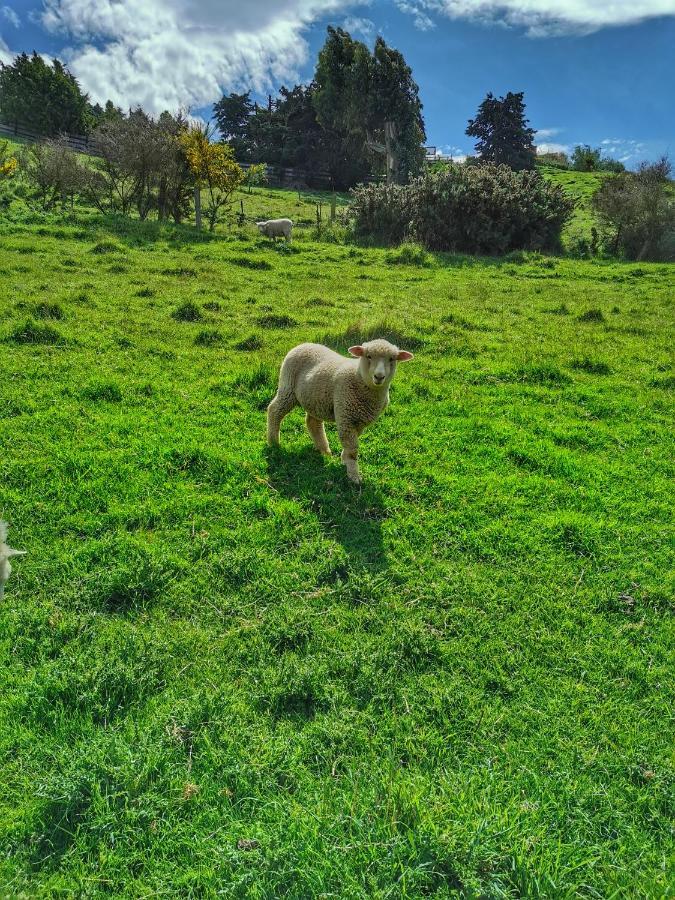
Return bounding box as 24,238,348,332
265,445,387,572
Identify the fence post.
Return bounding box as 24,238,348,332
330,193,336,223
194,187,202,230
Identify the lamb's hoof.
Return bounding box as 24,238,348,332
347,473,362,485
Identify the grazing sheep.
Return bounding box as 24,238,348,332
267,339,414,483
256,218,293,242
0,521,26,601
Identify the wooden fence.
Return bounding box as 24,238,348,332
0,121,101,155
0,120,339,188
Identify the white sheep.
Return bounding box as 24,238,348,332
267,339,414,483
0,521,26,601
256,218,293,242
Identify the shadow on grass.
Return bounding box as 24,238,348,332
265,445,387,572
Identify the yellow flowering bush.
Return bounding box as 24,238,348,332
179,127,244,231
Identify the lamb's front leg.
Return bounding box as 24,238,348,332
338,427,361,484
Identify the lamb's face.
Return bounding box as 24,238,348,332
349,339,414,388
255,221,268,235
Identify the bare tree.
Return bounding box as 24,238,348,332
21,137,86,209
593,156,674,260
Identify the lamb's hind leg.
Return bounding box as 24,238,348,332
306,414,331,455
267,391,297,444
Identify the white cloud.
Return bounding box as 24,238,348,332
535,127,560,139
396,0,436,29
396,0,675,36
536,141,571,155
0,34,13,63
342,15,376,37
1,6,19,28
40,0,360,114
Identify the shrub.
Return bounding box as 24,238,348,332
571,145,625,173
350,164,574,254
592,157,675,261
20,137,87,210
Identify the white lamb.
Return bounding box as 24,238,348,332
267,339,414,483
256,218,293,242
0,521,26,601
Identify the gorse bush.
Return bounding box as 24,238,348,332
350,164,574,254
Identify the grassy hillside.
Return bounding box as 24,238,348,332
0,203,673,897
538,164,607,244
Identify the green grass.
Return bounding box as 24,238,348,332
0,193,673,897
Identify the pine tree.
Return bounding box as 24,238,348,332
466,91,536,171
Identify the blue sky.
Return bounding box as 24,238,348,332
2,0,674,167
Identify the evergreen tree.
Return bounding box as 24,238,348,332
466,91,536,170
314,27,425,185
213,92,254,160
0,52,91,135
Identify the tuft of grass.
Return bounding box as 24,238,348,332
649,374,675,389
385,241,433,267
81,380,123,402
230,256,273,270
171,301,202,322
578,308,606,323
202,300,221,311
194,329,223,347
571,358,612,375
6,318,65,345
234,333,263,351
257,314,298,329
91,239,125,255
32,302,65,320
135,286,156,298
321,321,425,352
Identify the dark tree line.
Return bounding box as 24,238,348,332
213,28,426,189
0,51,124,136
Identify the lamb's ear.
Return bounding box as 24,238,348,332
348,345,365,357
397,350,414,362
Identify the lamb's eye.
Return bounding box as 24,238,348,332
366,355,372,360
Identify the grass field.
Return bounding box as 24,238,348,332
0,179,673,897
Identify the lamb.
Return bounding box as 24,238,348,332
256,218,293,242
267,339,414,483
0,521,26,601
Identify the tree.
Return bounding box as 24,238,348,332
243,162,267,193
466,91,536,171
0,52,91,135
21,137,87,209
213,92,254,160
366,37,426,183
572,144,624,172
90,99,125,126
314,27,425,186
179,126,244,231
0,140,17,180
86,110,189,220
592,156,674,260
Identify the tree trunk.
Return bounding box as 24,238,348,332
194,186,202,230
384,120,399,184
